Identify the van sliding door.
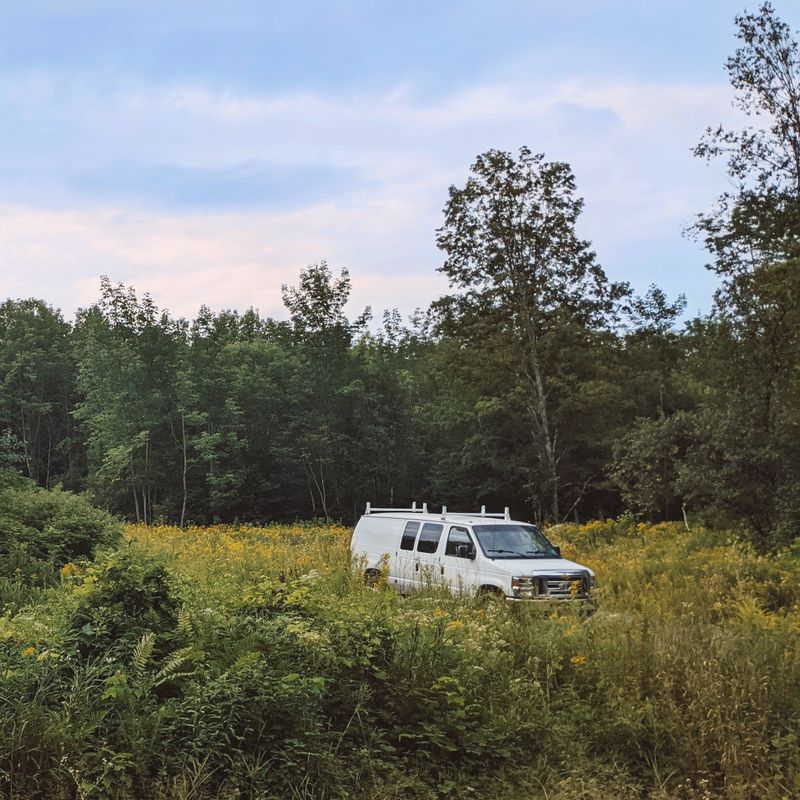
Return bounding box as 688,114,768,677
395,520,420,591
413,522,444,590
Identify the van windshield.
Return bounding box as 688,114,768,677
472,524,559,559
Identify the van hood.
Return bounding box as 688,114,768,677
487,557,594,577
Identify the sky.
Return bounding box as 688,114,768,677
1,1,798,324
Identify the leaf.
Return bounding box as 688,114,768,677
131,631,155,676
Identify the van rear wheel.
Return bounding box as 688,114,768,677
364,568,382,588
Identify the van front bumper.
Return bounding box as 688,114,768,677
510,573,592,601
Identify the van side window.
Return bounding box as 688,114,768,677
400,521,420,550
416,522,444,554
445,526,474,557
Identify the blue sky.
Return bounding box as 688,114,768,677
1,1,797,322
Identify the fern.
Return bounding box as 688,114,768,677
154,646,197,688
232,651,261,672
177,607,193,638
131,632,155,676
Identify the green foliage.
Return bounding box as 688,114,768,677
611,413,696,519
0,299,80,489
73,277,188,525
683,3,800,549
692,1,800,275
66,546,181,658
0,519,799,799
0,472,121,589
435,146,630,522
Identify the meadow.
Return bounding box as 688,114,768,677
1,515,799,799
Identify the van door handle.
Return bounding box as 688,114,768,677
440,565,444,575
415,562,419,571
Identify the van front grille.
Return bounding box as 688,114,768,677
539,573,589,599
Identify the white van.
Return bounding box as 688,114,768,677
350,503,595,601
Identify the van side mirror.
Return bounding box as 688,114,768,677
456,544,476,560
554,546,561,557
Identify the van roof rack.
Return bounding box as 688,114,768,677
365,501,428,515
478,505,511,520
364,502,511,521
442,506,511,521
447,505,511,521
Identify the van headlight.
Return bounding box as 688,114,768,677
511,576,537,597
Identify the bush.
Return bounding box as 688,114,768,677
0,471,121,584
67,545,182,658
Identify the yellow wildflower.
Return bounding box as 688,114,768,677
570,654,587,666
60,562,78,577
21,646,36,658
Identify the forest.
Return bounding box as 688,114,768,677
1,4,799,553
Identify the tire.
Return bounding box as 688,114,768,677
477,585,505,605
364,568,382,587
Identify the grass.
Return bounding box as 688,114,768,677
0,518,798,799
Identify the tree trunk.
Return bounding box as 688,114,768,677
511,268,560,521
45,420,52,489
18,393,33,479
132,483,141,523
520,315,559,521
180,411,188,528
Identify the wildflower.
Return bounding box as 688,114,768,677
433,607,448,619
60,562,78,578
21,646,36,658
446,620,465,631
570,654,587,666
36,650,59,662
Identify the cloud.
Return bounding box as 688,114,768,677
0,71,742,320
0,198,448,322
69,159,365,210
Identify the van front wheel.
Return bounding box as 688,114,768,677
477,585,505,605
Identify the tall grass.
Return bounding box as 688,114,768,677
0,519,797,799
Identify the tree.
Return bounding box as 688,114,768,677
73,279,187,523
280,262,371,520
688,3,800,548
436,148,628,521
282,261,369,345
0,300,79,488
611,412,696,521
694,2,800,276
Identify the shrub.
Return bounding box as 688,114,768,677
66,545,182,659
0,471,121,585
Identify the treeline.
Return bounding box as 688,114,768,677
1,3,799,549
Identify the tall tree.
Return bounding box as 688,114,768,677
0,300,79,488
694,1,800,276
73,279,186,523
436,148,628,521
687,2,800,548
280,262,371,520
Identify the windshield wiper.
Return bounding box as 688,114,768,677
486,548,527,557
